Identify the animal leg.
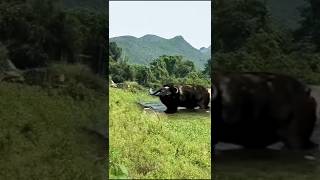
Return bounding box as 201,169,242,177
198,98,210,109
279,128,317,150
199,104,209,109
165,107,178,114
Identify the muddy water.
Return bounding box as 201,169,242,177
138,101,167,112
138,101,211,113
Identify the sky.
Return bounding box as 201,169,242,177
109,1,211,49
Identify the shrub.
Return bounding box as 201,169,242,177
124,81,145,93
47,63,106,93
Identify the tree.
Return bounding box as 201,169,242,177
295,0,320,51
109,42,122,61
65,7,107,76
203,58,211,76
149,55,196,79
0,1,107,76
213,0,271,52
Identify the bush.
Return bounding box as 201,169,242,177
124,81,146,93
109,61,133,83
47,63,106,93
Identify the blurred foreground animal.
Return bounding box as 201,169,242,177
212,72,318,150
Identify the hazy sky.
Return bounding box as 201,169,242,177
109,1,211,49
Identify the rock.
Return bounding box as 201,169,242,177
0,59,18,72
0,59,24,83
110,79,117,87
6,59,18,71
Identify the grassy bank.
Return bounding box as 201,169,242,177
0,82,106,179
109,88,211,179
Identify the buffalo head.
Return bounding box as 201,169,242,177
149,85,180,113
149,85,179,97
149,84,210,113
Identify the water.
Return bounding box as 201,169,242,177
138,101,167,112
137,101,211,113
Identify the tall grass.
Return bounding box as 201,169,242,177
0,82,106,179
109,88,211,179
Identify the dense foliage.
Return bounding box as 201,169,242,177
0,0,107,76
213,0,320,85
0,1,107,179
109,42,211,88
109,88,211,179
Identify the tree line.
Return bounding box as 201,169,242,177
109,42,211,88
213,0,320,85
111,0,320,87
0,0,107,77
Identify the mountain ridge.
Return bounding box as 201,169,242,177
110,35,211,69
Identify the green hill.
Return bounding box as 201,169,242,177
200,45,211,60
110,35,210,70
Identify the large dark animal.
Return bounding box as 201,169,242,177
212,72,318,150
149,84,210,113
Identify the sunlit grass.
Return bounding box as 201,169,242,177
109,88,211,179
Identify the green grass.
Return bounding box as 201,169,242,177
109,88,211,179
0,82,106,179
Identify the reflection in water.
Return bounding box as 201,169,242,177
214,123,320,179
138,101,211,113
138,101,167,112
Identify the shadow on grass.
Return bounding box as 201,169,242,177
214,147,320,180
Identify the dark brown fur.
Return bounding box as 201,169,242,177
150,84,210,113
212,72,317,150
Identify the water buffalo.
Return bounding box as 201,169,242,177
212,72,318,150
149,84,210,113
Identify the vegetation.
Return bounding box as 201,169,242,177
110,35,210,69
214,0,320,179
0,82,106,179
109,88,211,179
109,42,211,88
109,34,211,179
108,8,211,179
0,0,107,75
213,0,320,85
63,0,106,11
266,0,306,29
0,0,107,179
